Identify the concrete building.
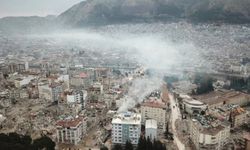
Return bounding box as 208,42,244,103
57,75,70,90
145,119,157,141
111,112,141,145
14,76,35,88
50,83,63,103
74,90,87,109
38,83,52,100
56,116,87,145
7,62,26,73
192,90,250,109
209,104,247,128
38,82,63,102
91,82,103,95
189,115,230,150
141,100,166,133
180,94,207,114
230,107,247,128
70,72,89,87
66,90,87,110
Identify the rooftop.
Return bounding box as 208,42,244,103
192,114,230,135
112,112,141,125
56,117,85,128
141,100,166,109
192,90,250,105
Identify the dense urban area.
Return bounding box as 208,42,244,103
0,12,250,150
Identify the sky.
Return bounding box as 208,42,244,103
0,0,84,18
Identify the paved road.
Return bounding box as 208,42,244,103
169,93,185,150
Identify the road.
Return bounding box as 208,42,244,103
169,93,185,150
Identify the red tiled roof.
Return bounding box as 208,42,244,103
56,117,84,128
79,72,88,78
142,101,166,108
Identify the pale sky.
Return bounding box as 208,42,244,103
0,0,84,18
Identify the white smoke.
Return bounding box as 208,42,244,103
25,26,202,111
118,77,162,112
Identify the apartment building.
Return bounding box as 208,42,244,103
230,107,247,128
56,116,87,145
209,104,247,128
141,100,166,133
38,82,63,102
189,115,230,150
66,90,87,110
111,112,141,145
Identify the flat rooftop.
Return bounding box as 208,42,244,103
192,90,250,105
141,98,166,109
192,114,230,135
112,112,141,125
56,117,85,128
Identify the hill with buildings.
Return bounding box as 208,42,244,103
0,0,250,33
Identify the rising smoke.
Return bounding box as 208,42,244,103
26,28,202,111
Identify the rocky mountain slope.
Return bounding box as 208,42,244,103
1,0,250,33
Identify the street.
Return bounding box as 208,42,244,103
169,94,185,150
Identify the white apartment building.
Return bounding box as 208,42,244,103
112,112,141,145
141,101,166,133
56,116,87,145
190,116,230,150
67,90,87,110
145,119,157,141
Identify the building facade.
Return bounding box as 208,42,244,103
145,119,157,141
141,101,166,133
112,112,141,145
56,117,87,145
189,116,230,150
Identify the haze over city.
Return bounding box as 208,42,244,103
0,0,250,150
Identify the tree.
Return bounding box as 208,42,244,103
125,140,133,150
112,144,123,150
146,136,153,150
153,140,167,150
32,136,55,150
137,137,146,150
100,146,109,150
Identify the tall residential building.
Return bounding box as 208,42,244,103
141,100,167,133
189,115,230,150
56,116,87,145
66,90,87,110
145,119,157,141
50,83,63,102
112,112,141,145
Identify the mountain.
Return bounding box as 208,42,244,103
0,0,250,33
0,15,57,34
57,0,250,26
